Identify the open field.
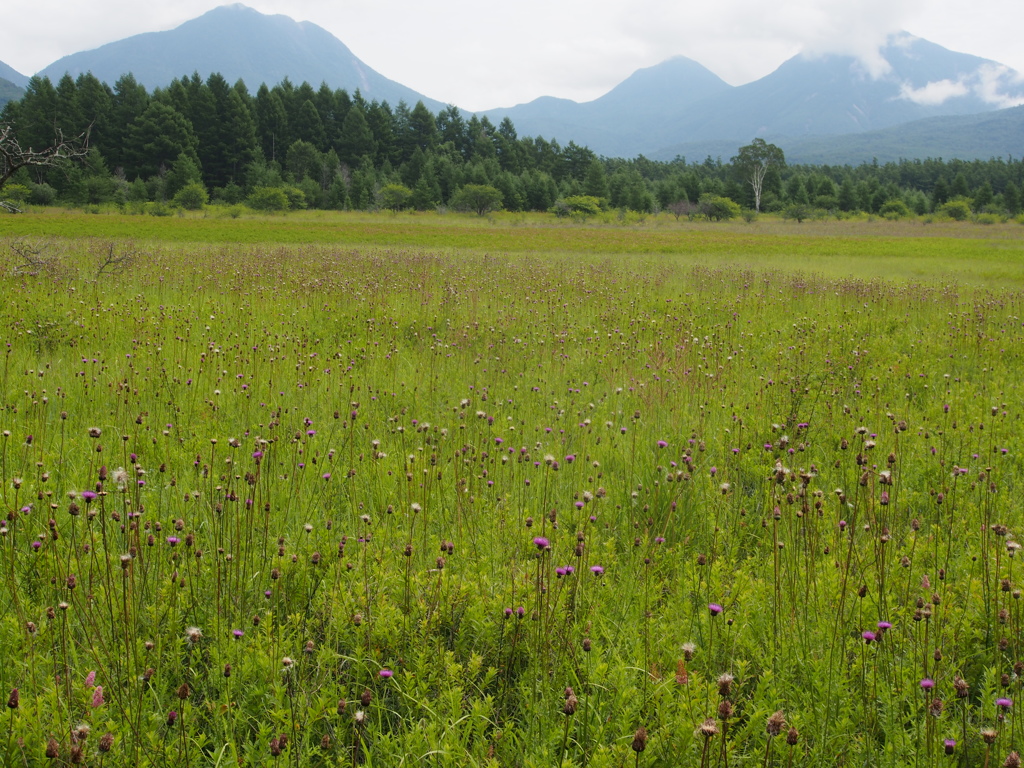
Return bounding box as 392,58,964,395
3,208,1024,288
1,211,1023,766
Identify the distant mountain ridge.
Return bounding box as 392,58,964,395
15,6,1024,162
0,60,28,87
36,4,446,111
0,60,27,108
489,34,1024,158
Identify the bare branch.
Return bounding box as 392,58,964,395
94,242,138,280
9,238,74,281
0,123,90,192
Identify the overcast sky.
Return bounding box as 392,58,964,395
2,0,1023,111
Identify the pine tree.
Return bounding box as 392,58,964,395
338,105,375,168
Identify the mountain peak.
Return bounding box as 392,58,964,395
36,5,444,110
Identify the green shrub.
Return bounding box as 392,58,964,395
28,182,57,206
379,183,413,212
879,199,911,219
2,183,31,204
699,195,741,221
282,186,307,210
247,187,290,212
939,198,972,221
450,184,504,216
173,182,209,211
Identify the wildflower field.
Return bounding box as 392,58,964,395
1,211,1024,767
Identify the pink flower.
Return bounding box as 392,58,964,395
84,671,96,687
91,686,104,708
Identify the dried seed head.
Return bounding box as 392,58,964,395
717,673,734,697
45,738,59,759
718,699,734,720
766,710,786,738
360,688,372,707
631,726,648,753
98,732,114,753
6,688,18,710
700,718,719,738
983,729,999,745
1005,752,1022,768
563,694,579,716
786,726,799,746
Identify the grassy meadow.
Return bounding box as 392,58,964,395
1,209,1024,767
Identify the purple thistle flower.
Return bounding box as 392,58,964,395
590,565,604,576
555,567,567,577
166,536,180,547
657,440,668,448
920,678,935,690
533,536,550,550
81,491,97,503
944,739,956,755
504,607,513,617
997,698,1013,709
862,631,876,644
379,669,393,679
709,603,724,616
877,621,892,631
232,629,244,639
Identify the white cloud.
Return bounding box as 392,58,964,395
973,64,1024,109
899,78,969,105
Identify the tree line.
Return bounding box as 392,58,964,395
2,70,1022,217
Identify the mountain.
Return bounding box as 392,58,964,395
37,4,446,110
482,56,732,157
0,77,24,109
485,33,1024,160
0,60,27,108
781,105,1024,165
22,7,1024,162
0,60,28,88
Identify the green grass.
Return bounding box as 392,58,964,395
3,207,1024,288
0,213,1023,767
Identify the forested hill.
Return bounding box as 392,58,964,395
1,70,1022,219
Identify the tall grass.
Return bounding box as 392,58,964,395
0,235,1022,766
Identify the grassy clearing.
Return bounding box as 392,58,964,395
3,208,1024,288
0,217,1023,766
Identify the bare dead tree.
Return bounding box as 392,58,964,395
93,242,138,280
9,238,74,281
0,123,90,195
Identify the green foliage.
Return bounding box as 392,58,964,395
939,197,972,221
173,181,209,210
379,182,412,212
551,194,603,220
8,71,1024,219
247,186,290,211
698,194,740,221
450,183,503,215
2,182,30,203
879,199,911,219
281,185,307,210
